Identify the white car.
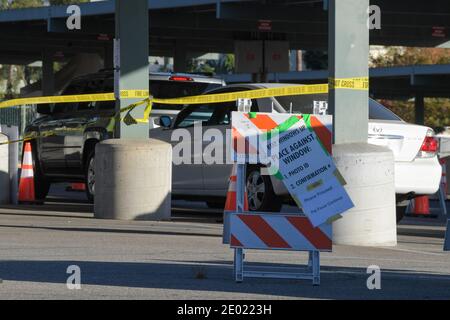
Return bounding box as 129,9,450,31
151,83,442,222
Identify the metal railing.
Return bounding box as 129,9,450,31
0,105,38,137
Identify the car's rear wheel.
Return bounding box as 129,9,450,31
246,166,282,212
85,151,95,202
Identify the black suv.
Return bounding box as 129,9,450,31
25,71,225,201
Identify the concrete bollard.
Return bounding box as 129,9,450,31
94,139,172,221
332,143,397,247
0,133,10,205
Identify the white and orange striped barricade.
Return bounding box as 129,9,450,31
230,213,332,284
228,111,353,285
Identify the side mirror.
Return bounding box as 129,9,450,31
37,104,52,115
159,115,172,128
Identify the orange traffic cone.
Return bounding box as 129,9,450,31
224,164,249,212
223,164,249,244
18,142,35,203
413,196,430,214
407,196,436,218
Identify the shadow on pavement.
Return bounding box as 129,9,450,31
0,203,223,224
0,202,93,214
0,224,221,238
397,226,446,239
0,260,449,299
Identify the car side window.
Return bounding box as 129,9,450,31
174,104,216,128
208,99,258,126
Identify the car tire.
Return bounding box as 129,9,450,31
85,150,95,202
396,205,407,223
246,166,282,212
31,145,50,203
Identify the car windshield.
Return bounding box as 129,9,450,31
274,93,402,121
151,81,222,111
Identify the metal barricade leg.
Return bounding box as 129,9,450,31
234,248,244,283
307,251,313,269
312,250,320,286
444,220,450,251
236,164,246,212
438,184,448,216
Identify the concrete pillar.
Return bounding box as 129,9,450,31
328,0,369,144
42,50,55,96
1,125,19,204
115,0,149,139
173,41,188,73
327,1,396,247
0,133,9,205
332,143,397,246
94,139,172,221
415,93,425,125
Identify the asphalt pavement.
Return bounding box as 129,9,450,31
0,184,449,300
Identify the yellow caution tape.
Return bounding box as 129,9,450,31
0,93,115,109
0,90,150,110
0,78,368,110
329,77,369,91
152,84,329,105
119,89,150,99
0,80,369,146
0,131,56,146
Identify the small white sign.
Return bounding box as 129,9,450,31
231,112,354,227
313,101,328,115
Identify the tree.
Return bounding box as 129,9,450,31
0,0,9,10
49,0,89,5
186,54,235,75
371,47,450,128
370,47,450,67
9,0,44,9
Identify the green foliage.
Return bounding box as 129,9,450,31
9,0,44,9
0,0,9,10
187,54,235,75
371,47,450,128
0,0,89,9
370,47,450,67
49,0,89,5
